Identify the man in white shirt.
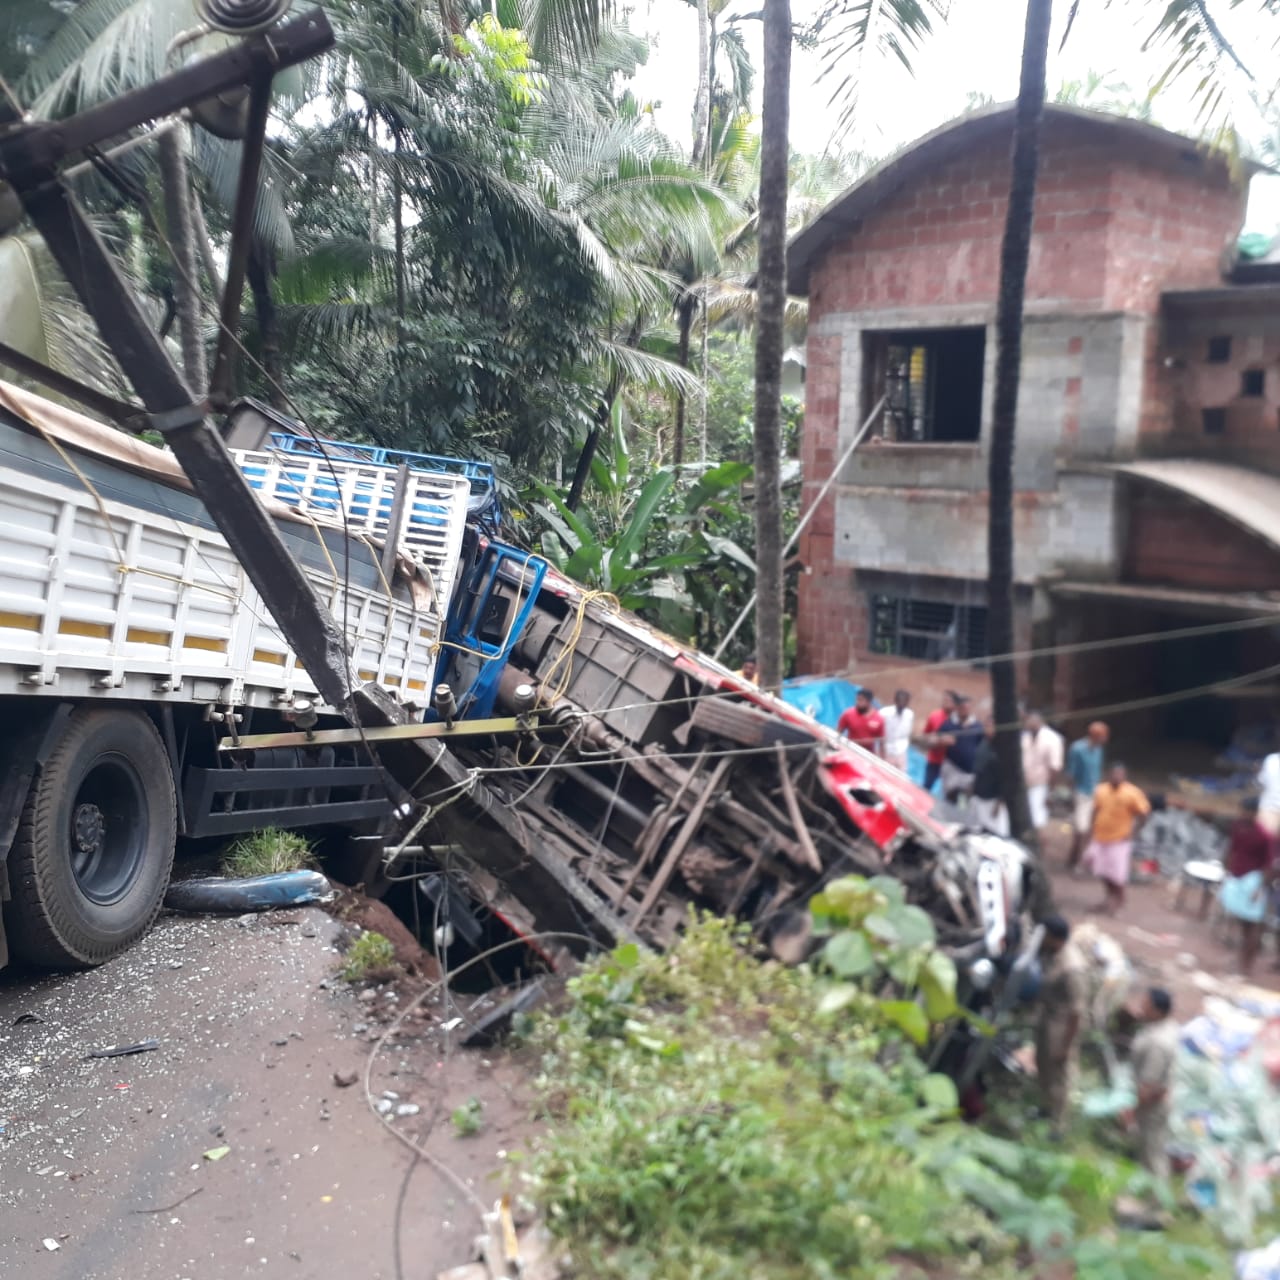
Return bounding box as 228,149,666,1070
1021,709,1064,831
881,689,914,772
1259,751,1280,836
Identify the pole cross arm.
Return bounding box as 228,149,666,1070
0,8,334,184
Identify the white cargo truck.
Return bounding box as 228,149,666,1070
0,381,471,969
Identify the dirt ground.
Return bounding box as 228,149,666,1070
3,819,1272,1280
0,908,536,1280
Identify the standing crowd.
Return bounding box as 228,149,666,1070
828,683,1280,1178
836,685,1157,920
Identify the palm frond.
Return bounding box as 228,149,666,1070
0,232,130,395
1136,0,1280,136
815,0,949,141
595,337,702,395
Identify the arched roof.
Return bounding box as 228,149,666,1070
786,103,1256,295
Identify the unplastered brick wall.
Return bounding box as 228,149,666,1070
1157,295,1280,473
807,119,1244,331
797,114,1248,681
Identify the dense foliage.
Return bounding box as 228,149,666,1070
526,918,1226,1280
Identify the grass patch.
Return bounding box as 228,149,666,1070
524,917,1229,1280
452,1097,484,1136
222,828,316,877
339,930,396,982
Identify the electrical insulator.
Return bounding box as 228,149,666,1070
197,0,293,35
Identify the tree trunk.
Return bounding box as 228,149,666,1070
989,0,1052,857
673,290,695,468
157,125,207,394
699,297,710,463
692,0,712,168
247,244,286,411
189,193,224,304
752,0,791,691
568,400,610,511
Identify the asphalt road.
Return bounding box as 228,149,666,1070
0,909,531,1280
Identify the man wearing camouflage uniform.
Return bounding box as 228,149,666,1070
1129,987,1179,1178
1035,915,1087,1136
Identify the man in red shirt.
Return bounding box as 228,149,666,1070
920,690,957,793
1221,797,1275,977
838,687,885,754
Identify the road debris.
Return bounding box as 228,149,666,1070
203,1146,231,1162
85,1038,161,1060
165,870,334,914
461,980,549,1048
133,1187,204,1215
333,1069,359,1088
41,1238,60,1251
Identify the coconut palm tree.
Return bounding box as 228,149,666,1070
988,0,1053,848
752,0,946,689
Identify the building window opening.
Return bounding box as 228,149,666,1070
863,327,985,444
1202,407,1226,435
1243,368,1265,397
869,594,989,662
1207,335,1232,363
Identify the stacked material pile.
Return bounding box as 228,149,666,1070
1176,993,1280,1245
1135,808,1228,880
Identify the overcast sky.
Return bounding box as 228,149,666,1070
628,0,1280,231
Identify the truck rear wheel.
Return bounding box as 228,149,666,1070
4,709,176,969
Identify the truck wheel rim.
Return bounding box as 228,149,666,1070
68,755,148,905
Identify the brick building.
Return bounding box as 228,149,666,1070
788,103,1280,744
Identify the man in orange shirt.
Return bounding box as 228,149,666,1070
1085,763,1151,917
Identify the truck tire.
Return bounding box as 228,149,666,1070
3,709,177,969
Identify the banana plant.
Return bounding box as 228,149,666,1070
534,401,754,634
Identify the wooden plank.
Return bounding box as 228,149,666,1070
775,744,823,872
632,757,733,925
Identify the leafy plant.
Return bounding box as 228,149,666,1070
811,873,960,1043
534,402,755,630
222,827,316,878
339,930,396,982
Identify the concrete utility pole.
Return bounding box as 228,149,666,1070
0,7,617,944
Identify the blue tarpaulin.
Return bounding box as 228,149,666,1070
780,677,932,789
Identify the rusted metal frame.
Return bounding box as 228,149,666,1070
793,779,885,873
774,744,823,873
208,72,273,406
747,781,820,875
510,803,658,944
219,714,554,751
701,786,807,868
520,801,637,896
632,756,734,926
0,10,333,180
